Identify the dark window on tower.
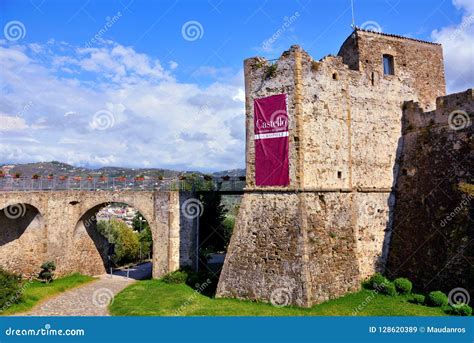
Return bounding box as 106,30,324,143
383,54,394,75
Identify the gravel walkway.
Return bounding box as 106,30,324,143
18,263,152,316
19,274,134,316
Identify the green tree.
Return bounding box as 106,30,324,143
97,220,118,243
132,212,149,232
97,219,140,266
199,193,228,254
132,212,153,260
138,226,153,260
222,214,235,245
115,222,140,264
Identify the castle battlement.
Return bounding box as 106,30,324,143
217,29,472,308
403,89,474,132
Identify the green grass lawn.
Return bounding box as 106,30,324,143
109,280,447,316
1,273,95,315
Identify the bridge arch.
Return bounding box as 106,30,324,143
67,201,156,276
0,202,46,276
0,191,183,279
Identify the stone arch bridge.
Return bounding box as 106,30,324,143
0,190,200,278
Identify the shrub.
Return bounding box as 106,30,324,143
380,281,397,296
222,215,235,246
162,270,188,284
394,277,412,294
409,294,426,305
38,261,56,283
367,273,389,290
0,268,22,310
426,291,448,307
445,304,473,316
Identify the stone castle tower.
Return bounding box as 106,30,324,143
216,28,451,307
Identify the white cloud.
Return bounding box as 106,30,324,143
0,40,245,171
0,114,28,131
431,0,474,93
168,60,178,70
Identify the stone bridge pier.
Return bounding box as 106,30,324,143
0,191,197,278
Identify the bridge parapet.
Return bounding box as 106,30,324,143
0,176,245,193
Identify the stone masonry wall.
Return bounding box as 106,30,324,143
0,201,46,277
0,191,185,279
338,29,446,110
178,192,198,268
217,192,310,306
218,30,449,306
387,89,473,304
303,192,360,303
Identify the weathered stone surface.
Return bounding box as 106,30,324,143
0,191,191,278
217,29,470,307
387,89,473,304
217,193,309,306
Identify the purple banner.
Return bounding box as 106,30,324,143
254,94,289,186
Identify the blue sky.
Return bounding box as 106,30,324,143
0,0,473,171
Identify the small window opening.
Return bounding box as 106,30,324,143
332,72,338,80
371,72,375,86
383,54,394,75
337,171,342,179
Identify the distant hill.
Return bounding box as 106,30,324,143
0,161,245,178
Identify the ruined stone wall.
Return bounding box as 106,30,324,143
0,190,185,279
218,30,448,306
387,89,473,303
